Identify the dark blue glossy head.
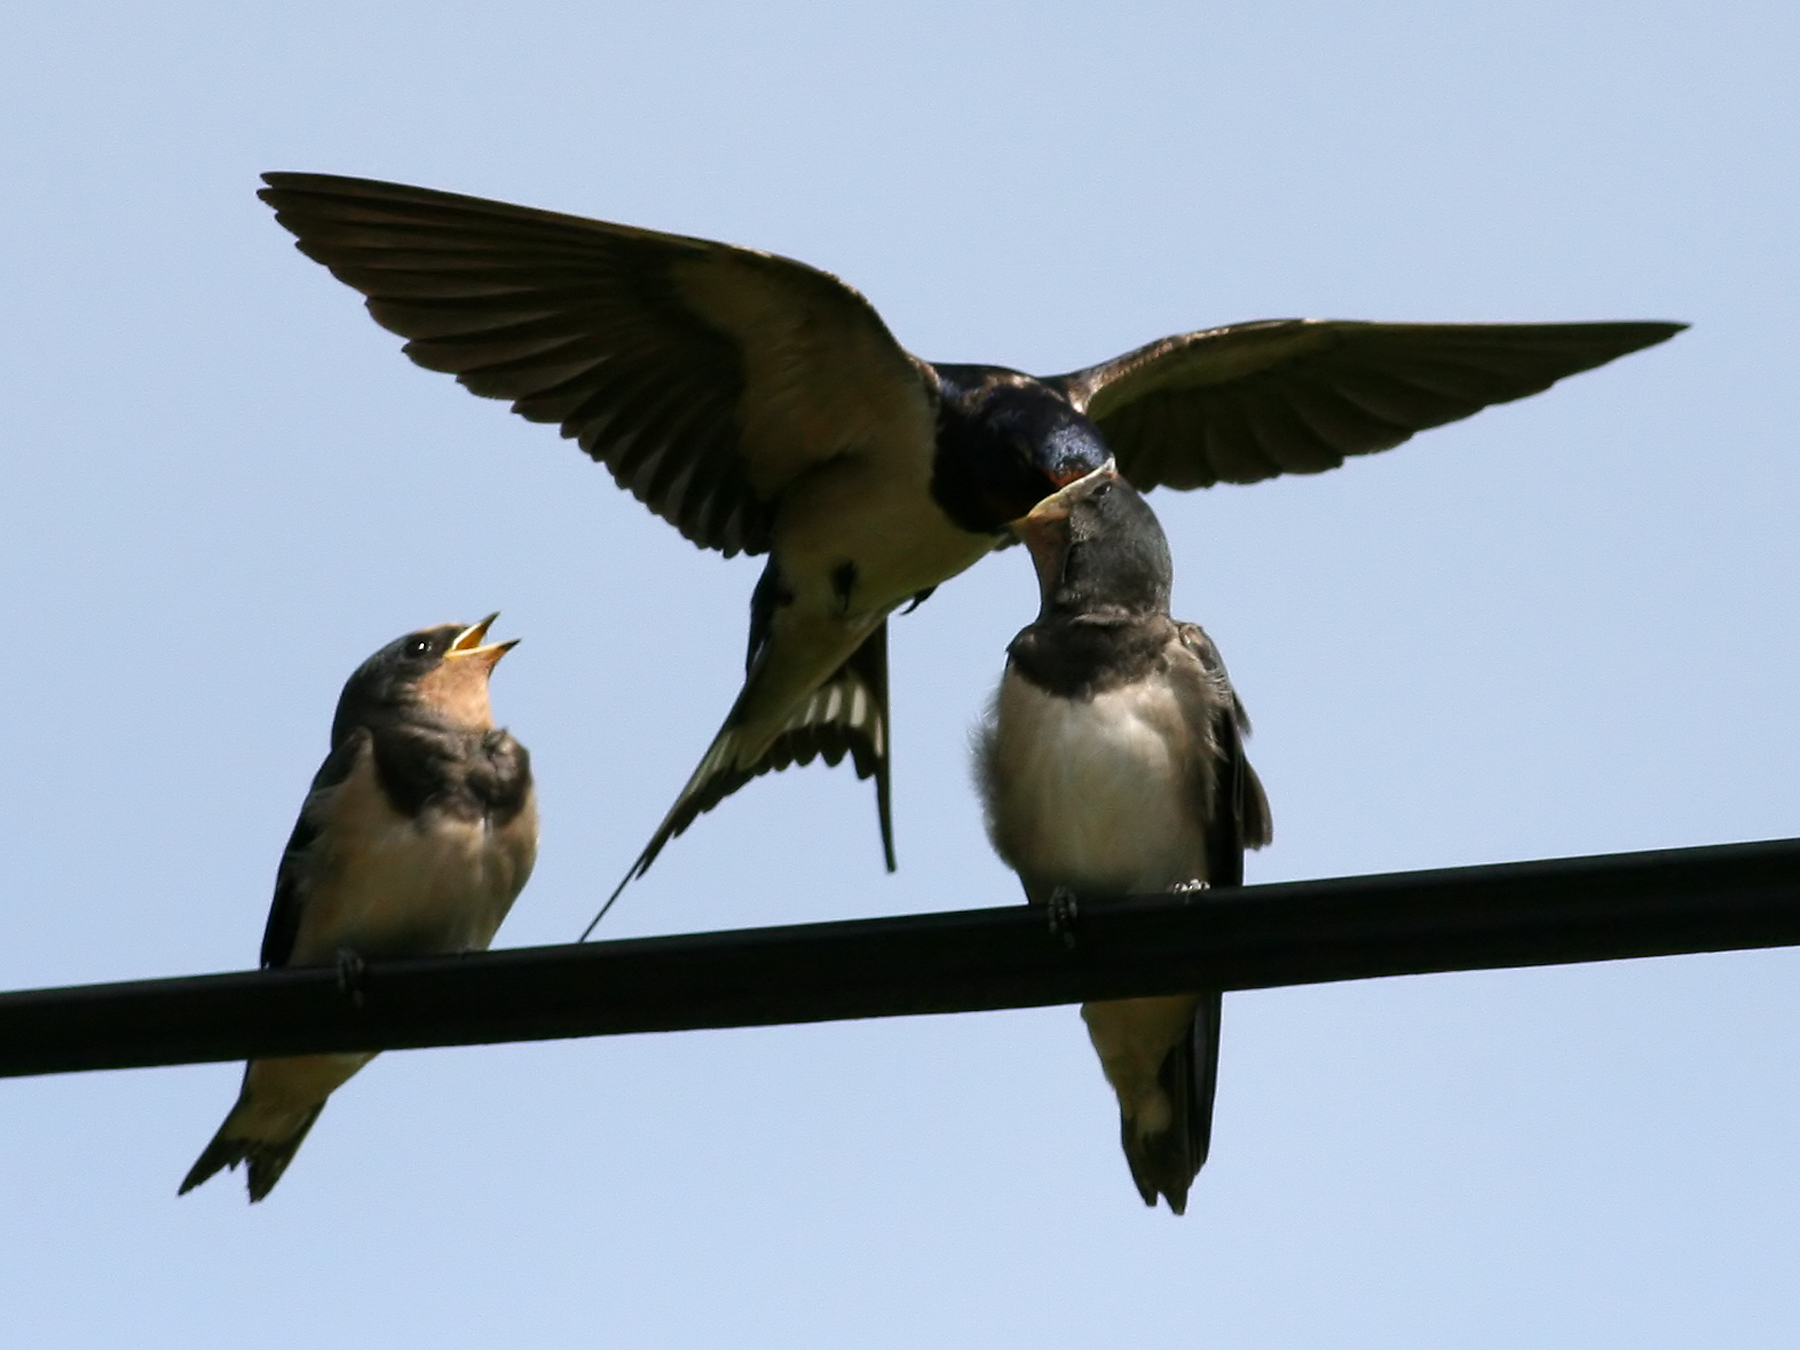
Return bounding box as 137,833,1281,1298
930,365,1113,535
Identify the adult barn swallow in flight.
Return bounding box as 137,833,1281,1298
976,465,1270,1214
256,172,1677,896
180,617,536,1201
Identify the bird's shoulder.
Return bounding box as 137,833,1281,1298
1171,622,1248,722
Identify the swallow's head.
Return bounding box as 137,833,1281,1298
932,369,1113,532
1014,463,1172,617
332,614,520,742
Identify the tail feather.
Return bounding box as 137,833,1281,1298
1121,992,1222,1216
584,622,892,937
178,1101,327,1203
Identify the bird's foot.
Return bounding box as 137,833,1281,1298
1048,886,1080,949
334,948,368,1008
1170,879,1210,893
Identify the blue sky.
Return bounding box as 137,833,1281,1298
2,2,1796,1345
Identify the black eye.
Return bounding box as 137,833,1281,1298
407,637,433,657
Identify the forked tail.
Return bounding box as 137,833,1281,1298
581,623,893,938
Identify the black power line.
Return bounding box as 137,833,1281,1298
4,836,1799,1080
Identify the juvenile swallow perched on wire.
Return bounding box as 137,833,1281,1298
975,464,1271,1215
255,172,1676,900
179,616,537,1202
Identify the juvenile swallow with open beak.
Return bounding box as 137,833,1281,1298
976,465,1271,1214
256,173,1675,901
179,616,537,1202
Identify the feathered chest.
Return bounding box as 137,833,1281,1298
285,730,538,964
370,724,534,824
978,666,1216,896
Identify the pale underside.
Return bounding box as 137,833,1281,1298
226,744,539,1148
978,670,1213,1130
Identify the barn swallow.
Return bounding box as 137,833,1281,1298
179,616,537,1202
255,173,1675,902
975,464,1271,1214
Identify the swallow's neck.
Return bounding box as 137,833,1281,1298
1006,611,1174,700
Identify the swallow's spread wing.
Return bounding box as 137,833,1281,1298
1051,320,1685,491
258,173,934,557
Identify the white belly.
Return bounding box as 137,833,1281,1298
775,445,1000,616
982,672,1208,896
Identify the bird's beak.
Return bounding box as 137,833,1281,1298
445,612,520,669
1017,460,1119,527
1012,461,1118,594
1047,459,1101,489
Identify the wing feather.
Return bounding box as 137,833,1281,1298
260,172,935,557
1050,320,1684,492
259,731,368,970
